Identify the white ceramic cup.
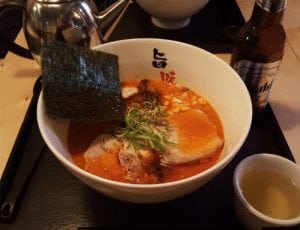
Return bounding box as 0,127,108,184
135,0,210,29
233,153,300,230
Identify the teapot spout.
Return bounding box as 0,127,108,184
96,0,132,42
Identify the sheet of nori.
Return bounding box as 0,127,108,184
41,41,125,123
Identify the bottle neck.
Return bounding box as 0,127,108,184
250,0,286,26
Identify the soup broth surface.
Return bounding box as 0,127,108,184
68,79,224,184
241,170,300,219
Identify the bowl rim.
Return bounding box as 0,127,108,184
233,153,300,225
37,38,253,189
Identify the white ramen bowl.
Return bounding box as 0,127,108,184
37,38,252,203
135,0,210,29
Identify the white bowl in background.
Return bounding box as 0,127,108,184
37,38,252,203
135,0,210,29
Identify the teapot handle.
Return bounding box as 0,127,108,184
0,0,33,59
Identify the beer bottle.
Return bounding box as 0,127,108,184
230,0,287,112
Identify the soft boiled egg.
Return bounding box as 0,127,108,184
161,109,224,165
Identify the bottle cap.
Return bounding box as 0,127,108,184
256,0,287,12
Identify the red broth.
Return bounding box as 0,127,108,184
68,79,224,184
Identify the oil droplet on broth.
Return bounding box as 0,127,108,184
241,170,300,219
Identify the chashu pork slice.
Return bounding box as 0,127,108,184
84,134,121,159
83,134,126,179
161,109,224,165
118,141,160,184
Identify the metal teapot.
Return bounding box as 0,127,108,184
0,0,131,64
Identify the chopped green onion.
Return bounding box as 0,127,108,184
115,100,174,152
